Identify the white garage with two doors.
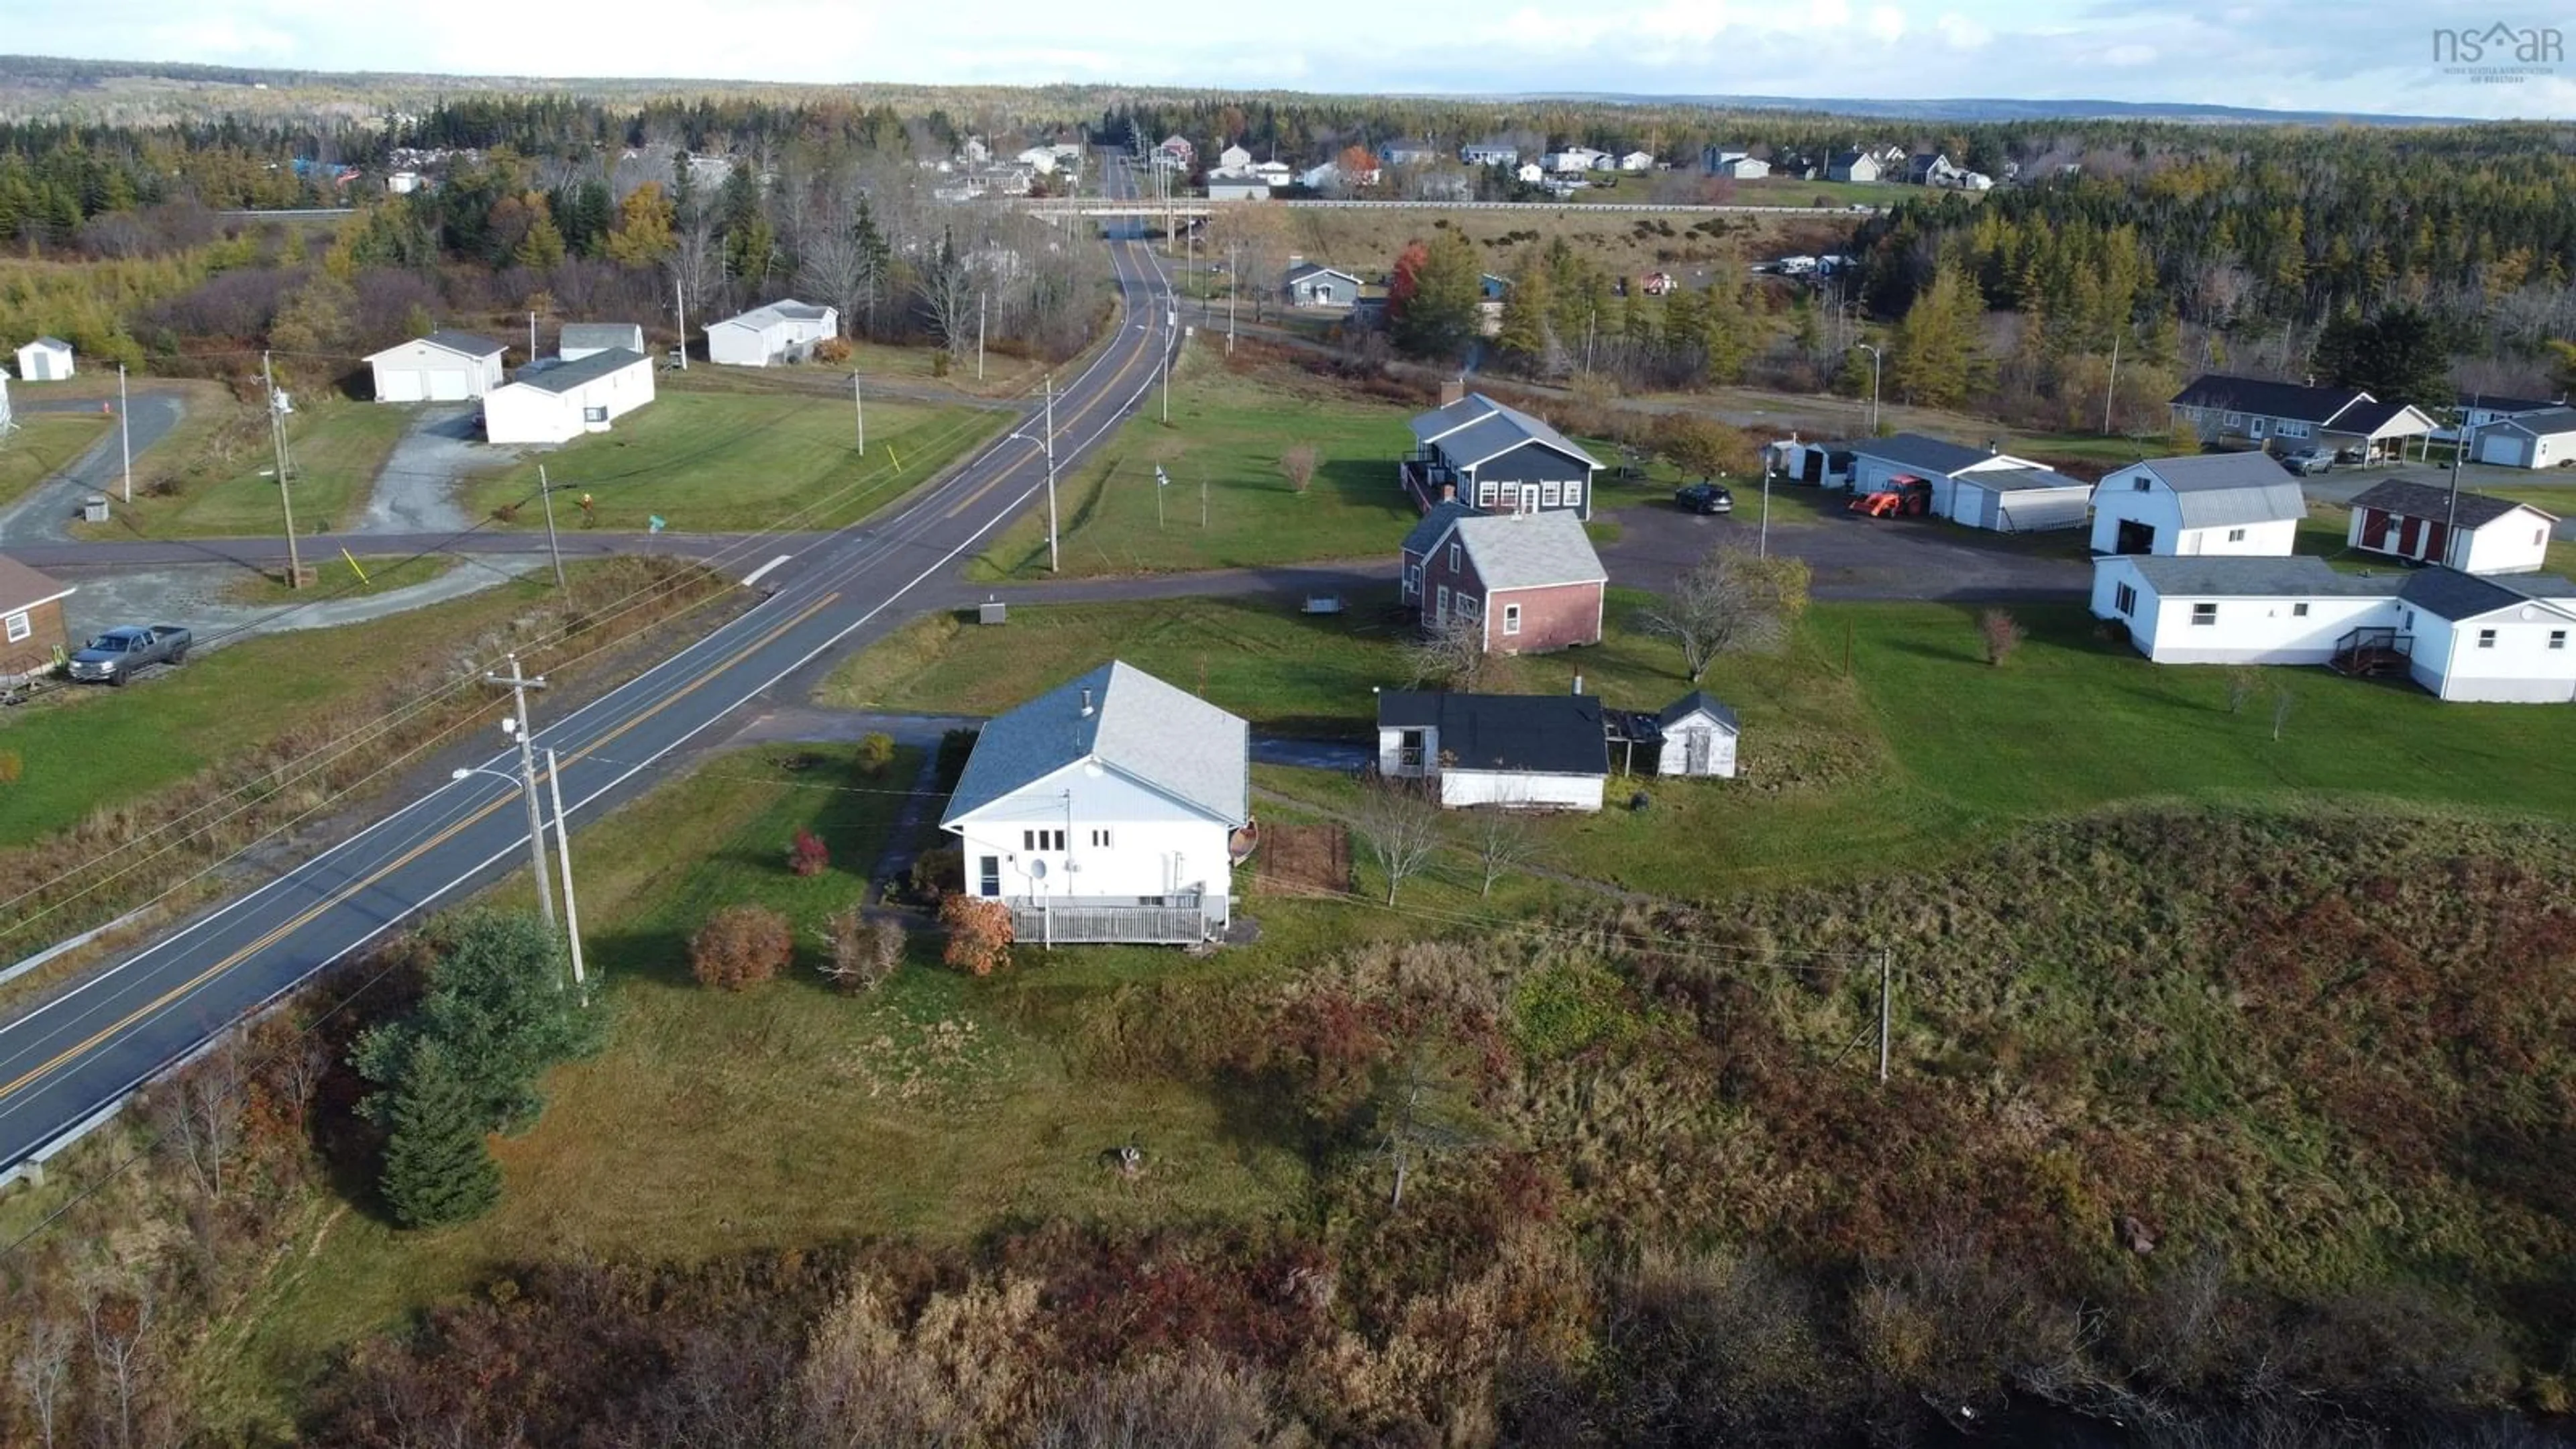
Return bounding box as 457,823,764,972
366,331,508,402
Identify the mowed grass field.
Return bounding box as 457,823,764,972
0,411,112,508
96,400,412,538
466,384,1010,533
823,590,2576,898
969,359,1418,580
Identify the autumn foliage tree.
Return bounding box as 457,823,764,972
691,905,796,990
940,894,1015,976
788,828,830,877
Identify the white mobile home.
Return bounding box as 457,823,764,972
941,661,1250,945
2090,453,2306,557
481,348,657,445
366,331,508,402
705,300,839,366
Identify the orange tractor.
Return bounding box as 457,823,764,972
1847,476,1934,519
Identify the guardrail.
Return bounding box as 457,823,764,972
1022,197,1877,217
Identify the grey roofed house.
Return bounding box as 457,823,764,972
2396,568,2576,620
1658,690,1739,731
1849,431,2004,475
2492,406,2576,438
1402,499,1481,559
559,323,645,356
2346,478,2539,531
1375,691,1609,775
1442,510,1607,590
2168,373,2368,425
513,347,647,394
2124,555,2406,598
421,329,506,358
1417,395,1597,470
940,659,1250,829
2132,453,2309,527
1408,392,1501,446
2457,391,2561,415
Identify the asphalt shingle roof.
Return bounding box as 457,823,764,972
1401,500,1481,558
2170,372,2369,426
942,661,1249,829
1447,510,1607,590
2329,399,2431,436
2495,407,2576,439
2398,570,2576,621
1287,261,1361,284
511,347,648,394
1848,432,2002,476
1407,393,1601,471
2347,478,2544,531
2128,453,2309,528
1658,690,1739,732
2459,392,2562,415
420,329,505,358
0,554,74,612
559,323,643,352
716,299,834,331
2123,555,2404,598
1377,691,1609,775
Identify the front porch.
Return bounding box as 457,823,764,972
1399,456,1460,513
1006,892,1226,945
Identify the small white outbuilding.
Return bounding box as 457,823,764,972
13,337,74,382
366,331,508,402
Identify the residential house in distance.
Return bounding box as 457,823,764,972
1401,386,1603,519
1411,509,1609,655
1827,150,1884,182
1844,433,2092,532
1701,145,1769,178
1462,141,1520,166
1515,161,1546,185
1650,693,1739,779
1284,260,1363,307
2453,392,2563,434
2471,407,2576,469
1379,138,1442,166
705,300,839,366
1297,160,1378,191
2169,373,2436,463
557,323,645,362
385,170,423,195
12,337,74,382
1216,143,1252,172
0,555,75,681
1153,136,1195,170
365,331,506,401
1544,146,1610,173
1207,176,1272,202
1619,150,1657,172
2091,555,2576,703
2090,453,2308,557
941,660,1251,945
482,347,656,445
2344,479,2557,574
1377,690,1611,810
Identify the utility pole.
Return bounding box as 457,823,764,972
853,372,865,452
1043,374,1059,572
2102,332,2121,436
975,292,986,382
544,747,586,991
1876,948,1892,1084
1159,322,1172,425
482,654,557,928
117,363,131,504
1226,240,1238,354
2448,399,2477,553
527,308,538,364
1856,343,1884,433
537,464,568,593
674,275,688,370
262,351,302,588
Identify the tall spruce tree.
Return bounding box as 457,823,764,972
377,1038,501,1230
1888,264,1988,409
1393,229,1483,360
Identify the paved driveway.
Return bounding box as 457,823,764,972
1597,495,2090,601
0,391,189,545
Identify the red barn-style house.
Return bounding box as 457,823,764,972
1411,509,1607,654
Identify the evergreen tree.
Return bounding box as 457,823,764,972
1393,229,1482,360
604,182,676,267
354,910,598,1138
1888,264,1987,409
1493,258,1555,373
513,209,568,270
376,1037,501,1230
2314,303,2453,408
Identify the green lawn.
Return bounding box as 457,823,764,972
0,411,111,507
465,386,1007,534
967,362,1419,580
99,400,411,537
820,590,2576,898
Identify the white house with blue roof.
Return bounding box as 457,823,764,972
940,661,1252,944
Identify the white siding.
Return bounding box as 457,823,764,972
369,339,504,402
2457,515,2555,575
1655,714,1738,778
1439,769,1603,810
2090,470,2185,555
2411,608,2576,702
2090,557,2383,665
482,356,657,445
946,761,1236,915
2175,518,2299,557
706,321,780,366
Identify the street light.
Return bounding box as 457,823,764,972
451,757,586,989
1853,343,1885,435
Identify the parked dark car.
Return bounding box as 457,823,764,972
2277,447,2334,476
66,625,191,685
1674,481,1735,515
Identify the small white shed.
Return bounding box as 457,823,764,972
13,337,74,382
1654,692,1739,779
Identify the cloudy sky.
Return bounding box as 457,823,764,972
16,0,2574,120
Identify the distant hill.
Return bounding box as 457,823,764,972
1529,92,2477,127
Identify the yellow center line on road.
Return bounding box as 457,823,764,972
0,590,844,1110
942,322,1159,521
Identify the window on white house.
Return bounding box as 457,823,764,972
1091,828,1112,847
2,610,26,644
2226,527,2246,542
2293,602,2310,616
2192,603,2218,626
2477,628,2498,649
1541,481,1561,507
1477,480,1497,506
1503,603,1522,635
2133,478,2150,491
1023,829,1036,850
979,856,1001,896
1022,828,1065,851
2113,582,2137,615
2552,631,2567,650
1564,479,1583,507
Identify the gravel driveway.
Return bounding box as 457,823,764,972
359,404,496,535
57,555,546,654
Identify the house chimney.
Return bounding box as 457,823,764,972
1439,376,1466,407
1572,673,1585,696
1079,687,1094,718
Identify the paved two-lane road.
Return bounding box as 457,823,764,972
0,225,1180,1175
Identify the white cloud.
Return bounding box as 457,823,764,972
2102,43,2157,66
1936,11,1992,48
1866,5,1908,43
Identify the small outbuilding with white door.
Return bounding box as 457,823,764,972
366,331,508,402
1843,433,2090,531
705,300,839,366
12,337,73,382
1653,692,1739,778
2343,478,2556,576
2472,407,2576,470
481,347,657,445
1377,689,1610,810
2090,453,2306,557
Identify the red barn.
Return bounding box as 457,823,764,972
1415,509,1607,655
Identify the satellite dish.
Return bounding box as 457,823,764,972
1028,858,1048,880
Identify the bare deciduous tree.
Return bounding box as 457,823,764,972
10,1317,72,1449
1377,1044,1480,1211
1644,544,1812,682
1468,802,1537,898
1353,775,1443,907
1279,443,1322,494
1978,608,2027,666
915,235,979,362
1405,613,1489,691
156,1039,244,1201
83,1279,154,1449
